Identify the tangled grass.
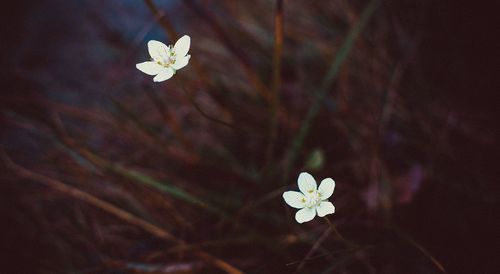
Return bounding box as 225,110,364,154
1,0,456,273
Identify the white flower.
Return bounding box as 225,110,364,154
283,172,336,223
136,35,191,82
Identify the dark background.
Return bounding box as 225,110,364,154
1,0,498,273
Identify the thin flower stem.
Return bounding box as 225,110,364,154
324,217,358,248
177,81,262,137
265,0,284,167
282,0,381,181
144,88,194,150
296,225,331,272
178,84,235,129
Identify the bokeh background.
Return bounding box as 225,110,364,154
1,0,498,273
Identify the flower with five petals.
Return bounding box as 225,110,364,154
136,35,191,82
283,172,336,223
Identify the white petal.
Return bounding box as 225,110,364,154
316,201,335,217
318,178,335,200
295,207,316,223
136,61,163,76
171,55,190,70
283,191,306,209
298,172,317,195
153,68,174,82
148,40,169,61
174,35,190,57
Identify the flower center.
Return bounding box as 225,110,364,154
304,192,322,208
155,46,176,67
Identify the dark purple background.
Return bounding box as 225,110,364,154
1,0,498,273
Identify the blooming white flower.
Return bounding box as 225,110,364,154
136,35,191,82
283,172,336,223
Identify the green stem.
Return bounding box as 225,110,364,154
283,0,381,180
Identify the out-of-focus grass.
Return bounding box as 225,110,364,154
1,0,459,273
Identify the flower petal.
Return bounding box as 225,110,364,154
174,35,190,57
295,207,316,223
136,61,163,76
316,201,335,217
171,55,190,70
283,191,306,209
148,40,169,61
318,178,335,200
153,68,174,82
298,172,317,195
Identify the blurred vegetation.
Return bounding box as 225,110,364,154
1,0,497,273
